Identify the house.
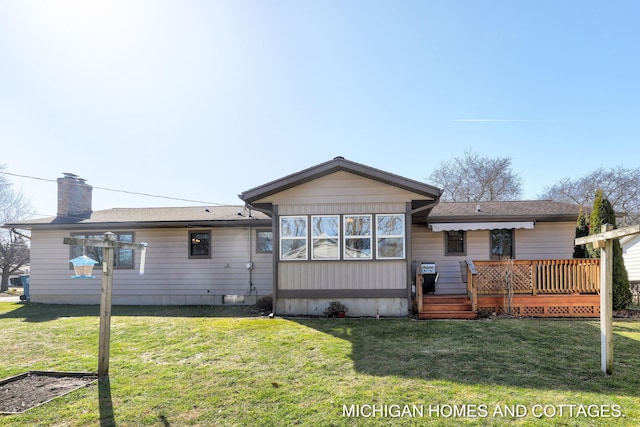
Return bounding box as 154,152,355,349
6,174,273,305
4,158,600,318
622,234,640,303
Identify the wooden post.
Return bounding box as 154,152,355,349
98,232,116,377
575,223,639,375
63,234,148,378
599,224,614,375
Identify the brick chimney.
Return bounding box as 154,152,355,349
57,173,93,220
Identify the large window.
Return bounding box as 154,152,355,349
490,229,513,260
376,214,405,259
70,232,134,269
446,230,466,255
280,216,308,260
344,215,372,259
189,231,211,258
312,215,340,260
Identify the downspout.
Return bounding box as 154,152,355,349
245,203,277,314
248,226,254,294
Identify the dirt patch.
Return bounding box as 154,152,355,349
0,371,97,414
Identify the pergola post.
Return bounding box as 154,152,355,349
599,224,614,375
575,223,640,375
98,232,116,377
63,233,147,378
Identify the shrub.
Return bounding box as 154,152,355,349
323,301,348,318
255,295,273,312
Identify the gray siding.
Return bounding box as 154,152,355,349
28,227,272,305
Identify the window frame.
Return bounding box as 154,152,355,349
189,230,211,259
311,215,340,260
445,230,467,256
255,229,273,254
280,215,308,260
375,214,405,260
343,214,373,260
69,232,135,269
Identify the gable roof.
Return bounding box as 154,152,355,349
238,156,443,204
4,206,271,230
428,200,582,223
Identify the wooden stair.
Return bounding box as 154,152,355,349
419,295,477,320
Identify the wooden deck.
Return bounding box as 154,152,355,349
416,259,601,320
419,293,600,320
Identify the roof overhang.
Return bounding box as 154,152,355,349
429,221,535,232
239,157,443,204
3,219,272,231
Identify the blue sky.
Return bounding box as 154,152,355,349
1,0,638,218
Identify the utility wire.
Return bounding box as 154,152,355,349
0,171,237,207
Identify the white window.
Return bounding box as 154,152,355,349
344,215,372,259
311,215,340,260
280,216,308,260
376,214,405,259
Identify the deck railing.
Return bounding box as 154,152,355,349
467,259,600,296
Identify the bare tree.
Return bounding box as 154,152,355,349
0,166,33,291
428,150,523,202
540,166,640,226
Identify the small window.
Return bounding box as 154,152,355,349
280,216,308,260
446,230,466,256
256,230,273,253
70,232,135,269
376,214,405,259
490,229,513,260
312,215,340,260
189,231,211,258
344,215,372,259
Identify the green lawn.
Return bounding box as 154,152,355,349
1,302,640,426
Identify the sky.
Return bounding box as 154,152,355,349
1,0,639,219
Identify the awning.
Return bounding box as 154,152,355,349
429,221,535,232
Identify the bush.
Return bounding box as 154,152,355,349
255,295,273,312
323,301,348,318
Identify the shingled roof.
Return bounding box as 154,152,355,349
5,206,271,230
428,200,583,223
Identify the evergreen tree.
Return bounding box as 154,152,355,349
588,189,632,310
573,208,589,258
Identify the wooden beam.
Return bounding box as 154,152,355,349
575,224,640,246
63,236,147,250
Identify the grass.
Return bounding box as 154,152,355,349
1,303,640,426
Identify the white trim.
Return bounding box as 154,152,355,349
430,221,535,232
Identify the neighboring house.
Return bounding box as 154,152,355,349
5,158,600,318
622,234,640,302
